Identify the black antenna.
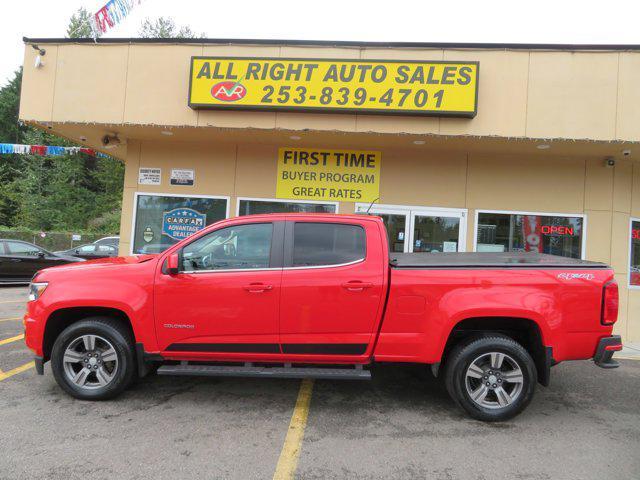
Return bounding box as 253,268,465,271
365,197,380,214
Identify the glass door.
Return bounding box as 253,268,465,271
356,205,466,253
378,213,409,253
410,211,465,252
356,206,410,252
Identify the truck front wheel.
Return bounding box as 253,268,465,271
50,317,136,400
444,336,537,422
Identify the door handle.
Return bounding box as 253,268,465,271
341,281,374,291
243,283,273,293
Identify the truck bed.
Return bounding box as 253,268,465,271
390,252,608,269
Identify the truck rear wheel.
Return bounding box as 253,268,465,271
444,336,536,422
50,317,136,400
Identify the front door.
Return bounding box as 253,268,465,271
154,221,284,356
356,205,467,253
4,241,51,280
279,218,386,359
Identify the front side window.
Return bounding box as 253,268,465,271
292,223,365,267
630,220,640,286
78,245,97,253
6,241,42,256
133,195,227,254
238,199,336,216
182,223,273,271
476,212,583,258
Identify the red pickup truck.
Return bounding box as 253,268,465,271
24,214,622,421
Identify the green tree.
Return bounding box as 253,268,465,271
139,17,204,38
0,8,124,233
66,7,98,38
0,69,26,143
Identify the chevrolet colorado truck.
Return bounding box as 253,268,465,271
24,214,622,421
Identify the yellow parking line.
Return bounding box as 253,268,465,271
0,317,22,323
273,379,314,480
0,361,35,381
0,334,24,346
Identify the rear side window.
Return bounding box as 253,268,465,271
292,223,365,267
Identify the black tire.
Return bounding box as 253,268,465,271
444,335,537,422
51,317,136,400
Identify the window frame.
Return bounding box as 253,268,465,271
177,221,285,274
628,217,640,290
283,221,367,270
235,197,339,216
473,209,587,260
130,191,230,255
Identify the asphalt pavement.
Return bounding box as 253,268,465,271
0,285,638,480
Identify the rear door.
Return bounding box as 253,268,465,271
279,218,386,359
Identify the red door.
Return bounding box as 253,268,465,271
279,218,386,360
154,221,284,359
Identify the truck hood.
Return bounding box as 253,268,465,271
35,254,158,280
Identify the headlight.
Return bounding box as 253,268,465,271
28,282,48,302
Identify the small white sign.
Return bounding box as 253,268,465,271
71,234,82,241
170,168,195,186
443,241,457,252
138,167,161,185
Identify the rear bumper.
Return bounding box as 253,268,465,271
593,335,623,369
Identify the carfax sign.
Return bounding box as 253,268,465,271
276,148,381,203
162,208,206,241
189,57,479,117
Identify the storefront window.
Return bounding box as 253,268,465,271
476,212,583,258
238,199,336,216
132,194,227,254
630,220,640,286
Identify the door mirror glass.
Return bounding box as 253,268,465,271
167,253,180,274
37,251,46,258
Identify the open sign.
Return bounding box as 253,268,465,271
541,225,574,236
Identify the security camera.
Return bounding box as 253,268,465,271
605,157,616,167
102,134,121,148
622,149,631,157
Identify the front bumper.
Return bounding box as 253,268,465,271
593,335,623,369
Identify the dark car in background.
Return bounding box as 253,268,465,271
0,239,84,284
56,243,118,260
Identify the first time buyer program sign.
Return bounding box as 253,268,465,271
189,57,478,116
277,148,381,203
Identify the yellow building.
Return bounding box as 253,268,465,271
18,37,640,342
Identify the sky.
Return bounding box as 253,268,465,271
2,0,640,86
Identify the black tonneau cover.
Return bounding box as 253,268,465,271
390,252,608,269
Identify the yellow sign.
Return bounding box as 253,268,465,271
189,57,478,117
276,148,381,202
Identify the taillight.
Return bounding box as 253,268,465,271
601,280,618,326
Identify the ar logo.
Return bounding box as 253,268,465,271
211,81,247,101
